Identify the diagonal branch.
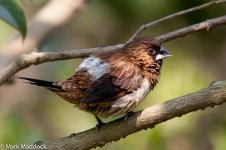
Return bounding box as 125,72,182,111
156,15,226,42
127,0,226,43
39,80,226,150
1,15,226,85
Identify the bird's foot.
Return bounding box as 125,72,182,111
96,122,105,130
95,116,105,130
124,111,135,122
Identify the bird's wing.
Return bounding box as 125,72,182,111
81,61,143,103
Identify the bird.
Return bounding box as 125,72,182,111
19,37,171,128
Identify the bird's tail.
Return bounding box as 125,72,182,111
18,77,62,92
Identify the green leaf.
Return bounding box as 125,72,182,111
0,0,27,38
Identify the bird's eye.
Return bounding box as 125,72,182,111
149,48,155,54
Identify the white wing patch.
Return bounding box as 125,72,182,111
78,56,109,80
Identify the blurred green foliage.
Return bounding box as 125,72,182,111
0,0,226,150
0,0,27,38
2,112,47,144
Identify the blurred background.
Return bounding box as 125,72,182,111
0,0,226,150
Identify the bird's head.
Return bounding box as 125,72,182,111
122,37,171,66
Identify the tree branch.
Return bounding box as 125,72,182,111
0,0,87,61
1,15,226,85
127,0,226,43
156,15,226,42
39,80,226,150
0,44,123,85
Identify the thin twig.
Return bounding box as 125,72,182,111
1,15,226,85
40,80,226,150
157,15,226,42
127,0,226,43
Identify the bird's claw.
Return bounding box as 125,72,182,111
96,122,105,130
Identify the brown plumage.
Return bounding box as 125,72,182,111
19,37,171,127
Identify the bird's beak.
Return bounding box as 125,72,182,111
156,46,172,60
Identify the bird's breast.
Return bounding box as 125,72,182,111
108,78,151,116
